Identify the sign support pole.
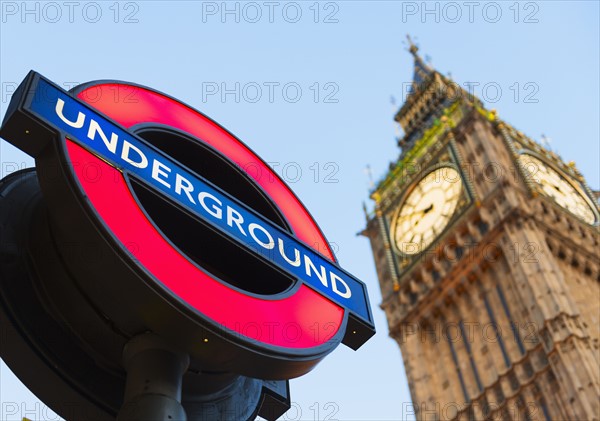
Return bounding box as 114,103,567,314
117,333,190,421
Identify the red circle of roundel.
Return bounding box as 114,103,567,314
67,83,343,349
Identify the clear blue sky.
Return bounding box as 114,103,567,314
1,1,598,420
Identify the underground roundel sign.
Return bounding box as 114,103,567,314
1,71,375,379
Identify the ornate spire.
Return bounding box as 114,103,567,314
406,34,419,55
394,36,480,153
406,35,433,87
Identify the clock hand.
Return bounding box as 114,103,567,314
403,204,435,220
411,204,437,227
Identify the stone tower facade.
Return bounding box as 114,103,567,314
362,43,600,421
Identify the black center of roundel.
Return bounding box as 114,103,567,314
130,127,295,296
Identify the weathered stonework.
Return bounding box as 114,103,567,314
362,43,600,421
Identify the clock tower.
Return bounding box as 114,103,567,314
362,41,600,420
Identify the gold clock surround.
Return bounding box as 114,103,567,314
518,153,597,225
392,165,464,256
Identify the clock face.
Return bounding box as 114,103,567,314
518,154,597,225
393,167,463,255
